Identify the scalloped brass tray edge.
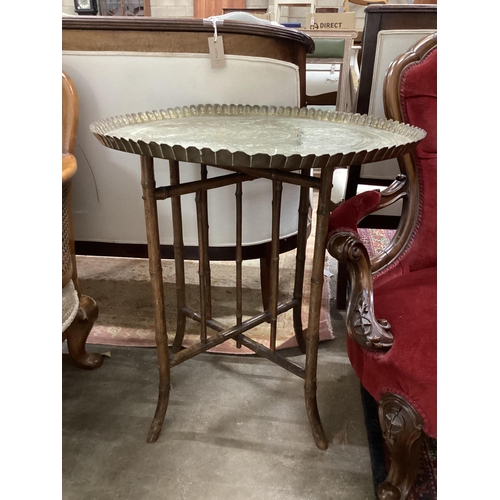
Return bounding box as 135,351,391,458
90,104,426,170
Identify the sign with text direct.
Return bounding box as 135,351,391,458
306,13,355,30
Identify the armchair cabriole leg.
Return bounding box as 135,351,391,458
66,295,103,370
377,393,424,500
141,155,171,444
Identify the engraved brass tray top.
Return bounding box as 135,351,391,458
90,104,426,170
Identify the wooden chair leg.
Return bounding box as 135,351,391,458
65,295,103,370
377,393,424,500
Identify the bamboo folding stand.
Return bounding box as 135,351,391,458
90,104,424,448
140,155,324,445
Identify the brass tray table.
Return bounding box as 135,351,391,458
90,104,425,448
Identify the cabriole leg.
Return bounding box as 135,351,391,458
377,393,425,500
65,295,102,370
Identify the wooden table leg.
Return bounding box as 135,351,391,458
235,181,243,347
304,164,335,451
169,160,187,353
292,170,311,354
269,179,283,353
140,155,171,444
195,164,212,344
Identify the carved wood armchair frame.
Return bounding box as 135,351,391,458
326,32,437,499
328,31,436,347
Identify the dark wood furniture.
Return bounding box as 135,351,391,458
354,4,437,120
315,7,338,13
62,72,102,370
327,33,437,499
222,8,268,15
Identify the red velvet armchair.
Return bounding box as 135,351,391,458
326,33,437,499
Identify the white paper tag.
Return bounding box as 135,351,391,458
208,36,225,69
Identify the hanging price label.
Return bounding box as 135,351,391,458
208,36,225,69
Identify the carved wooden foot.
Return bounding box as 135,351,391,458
65,295,103,370
377,393,424,500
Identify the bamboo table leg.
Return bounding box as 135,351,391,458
269,179,283,353
291,170,311,354
140,155,171,444
169,160,187,353
304,164,335,451
195,164,212,344
235,182,243,347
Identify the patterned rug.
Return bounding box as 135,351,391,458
358,228,396,257
79,212,334,354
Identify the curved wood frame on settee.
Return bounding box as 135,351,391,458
62,16,315,306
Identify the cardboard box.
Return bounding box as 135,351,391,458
305,13,356,30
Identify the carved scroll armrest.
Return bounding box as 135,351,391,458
327,231,393,351
326,183,405,351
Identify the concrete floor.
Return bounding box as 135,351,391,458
62,267,376,500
